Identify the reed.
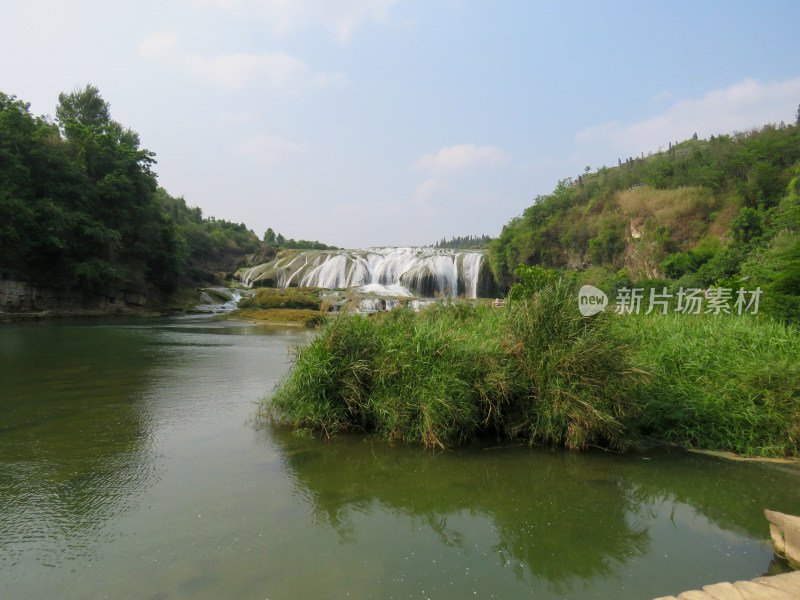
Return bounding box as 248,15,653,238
266,280,647,451
500,278,647,450
618,313,800,457
265,279,800,456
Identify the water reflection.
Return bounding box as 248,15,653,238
3,318,799,599
620,451,800,538
269,427,800,594
271,429,650,593
0,322,159,568
0,318,314,589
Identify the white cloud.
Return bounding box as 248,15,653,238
139,32,180,59
238,133,305,164
414,143,510,173
183,51,346,92
140,31,346,93
194,0,399,41
578,77,800,155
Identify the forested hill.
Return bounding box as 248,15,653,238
488,117,800,320
0,86,332,305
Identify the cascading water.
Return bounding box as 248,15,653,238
239,247,492,299
195,287,248,315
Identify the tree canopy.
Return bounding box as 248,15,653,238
0,87,181,293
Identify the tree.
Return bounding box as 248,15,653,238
730,207,764,245
56,84,111,132
263,227,276,245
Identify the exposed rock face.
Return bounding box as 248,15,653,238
0,280,146,318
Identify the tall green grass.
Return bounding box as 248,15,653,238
266,280,646,451
617,314,800,457
501,279,647,450
265,281,800,456
268,302,505,448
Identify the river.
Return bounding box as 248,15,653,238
1,317,798,599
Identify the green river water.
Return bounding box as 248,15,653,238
1,318,798,600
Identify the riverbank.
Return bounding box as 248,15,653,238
0,280,240,322
264,280,800,457
0,279,149,320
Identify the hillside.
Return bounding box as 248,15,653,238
488,120,800,320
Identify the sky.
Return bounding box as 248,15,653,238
4,0,800,249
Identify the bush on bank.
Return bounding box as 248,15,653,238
266,278,647,451
265,272,800,457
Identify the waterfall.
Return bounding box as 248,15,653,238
239,247,491,299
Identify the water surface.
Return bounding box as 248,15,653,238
1,318,797,599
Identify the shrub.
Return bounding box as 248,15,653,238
501,278,647,450
265,281,648,451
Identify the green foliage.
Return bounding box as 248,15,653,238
267,277,800,457
767,237,800,321
588,215,626,266
500,279,646,450
281,238,337,250
730,207,764,244
261,228,336,250
508,264,570,299
56,84,110,130
267,282,646,452
157,188,262,281
0,86,296,300
238,287,324,311
619,314,800,457
0,88,180,294
660,237,721,279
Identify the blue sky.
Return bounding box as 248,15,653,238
4,0,800,248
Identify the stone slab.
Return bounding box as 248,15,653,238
764,510,800,570
732,580,798,600
752,571,800,595
702,581,747,600
655,571,800,600
677,591,714,600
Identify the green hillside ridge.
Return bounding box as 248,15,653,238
489,120,800,321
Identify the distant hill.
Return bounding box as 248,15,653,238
488,119,800,319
